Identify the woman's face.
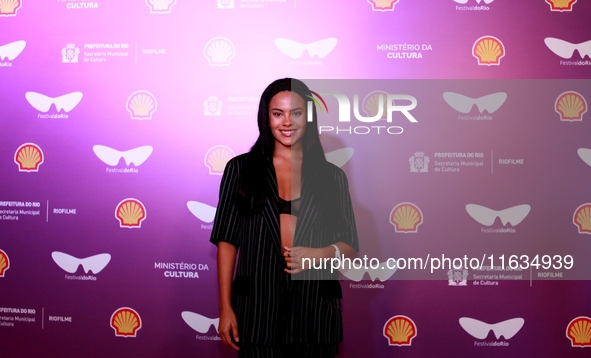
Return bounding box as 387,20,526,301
268,90,307,149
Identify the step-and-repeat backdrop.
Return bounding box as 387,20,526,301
1,1,591,357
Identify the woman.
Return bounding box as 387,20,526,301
210,78,358,357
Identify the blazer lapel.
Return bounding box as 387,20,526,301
260,163,283,257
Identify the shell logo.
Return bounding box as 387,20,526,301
0,0,22,17
367,0,400,12
472,36,505,66
546,0,577,11
573,204,591,234
110,307,142,337
146,0,176,14
0,249,9,277
14,143,44,172
115,199,147,228
204,145,235,175
126,91,157,120
383,315,417,346
566,316,591,347
390,203,423,233
203,37,235,66
362,91,389,120
555,91,587,121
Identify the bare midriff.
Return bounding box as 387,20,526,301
274,155,301,254
280,213,296,251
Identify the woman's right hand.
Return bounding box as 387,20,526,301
219,307,240,350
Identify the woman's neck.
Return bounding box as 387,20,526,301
273,145,303,163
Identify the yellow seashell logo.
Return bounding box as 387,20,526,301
362,91,388,120
472,36,505,66
573,203,591,234
383,315,417,346
0,0,22,16
14,143,44,172
204,145,235,175
566,316,591,347
110,307,142,337
126,90,157,120
204,37,236,66
0,249,9,277
546,0,577,11
390,203,423,233
115,199,146,228
555,91,587,121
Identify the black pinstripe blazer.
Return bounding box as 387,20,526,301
210,153,359,346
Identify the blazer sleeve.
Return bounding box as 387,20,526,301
335,168,359,251
209,158,241,248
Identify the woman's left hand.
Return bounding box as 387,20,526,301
283,246,327,274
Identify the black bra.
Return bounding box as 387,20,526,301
278,197,301,217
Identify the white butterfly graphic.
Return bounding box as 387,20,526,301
339,261,397,282
459,317,524,340
275,38,338,59
181,311,219,334
187,201,217,223
443,92,507,114
0,40,26,61
544,38,591,59
25,92,83,112
325,148,354,168
51,252,111,274
578,148,591,167
92,145,153,166
465,204,531,226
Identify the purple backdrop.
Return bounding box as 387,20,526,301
2,0,591,357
